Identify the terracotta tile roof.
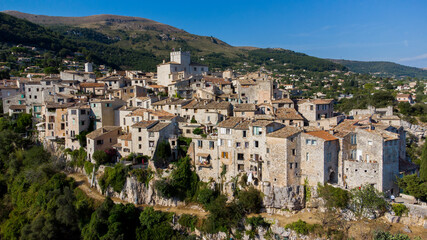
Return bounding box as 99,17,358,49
396,94,411,98
305,131,338,141
234,120,251,130
152,98,191,106
46,102,74,109
203,77,231,85
118,133,132,141
238,79,257,85
147,85,166,88
86,126,121,139
131,120,158,128
271,98,294,104
250,120,275,127
298,99,334,105
80,82,105,88
147,122,170,132
275,108,304,120
217,117,244,128
267,126,301,138
234,104,257,112
9,105,26,110
182,100,230,110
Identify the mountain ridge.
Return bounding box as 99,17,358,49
331,59,427,79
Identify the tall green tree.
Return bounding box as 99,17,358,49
419,142,427,182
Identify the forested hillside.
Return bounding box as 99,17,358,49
2,11,346,72
332,59,427,79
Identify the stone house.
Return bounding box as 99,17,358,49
80,82,107,96
130,120,177,159
65,104,91,150
297,99,334,122
274,108,304,127
86,126,122,162
89,98,126,129
300,130,339,186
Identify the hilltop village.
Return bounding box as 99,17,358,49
0,50,421,209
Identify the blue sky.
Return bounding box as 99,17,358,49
2,0,427,68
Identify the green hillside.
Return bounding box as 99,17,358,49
332,59,427,79
1,11,345,72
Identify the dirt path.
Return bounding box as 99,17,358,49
67,172,208,217
67,172,426,239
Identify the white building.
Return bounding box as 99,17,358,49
156,51,208,87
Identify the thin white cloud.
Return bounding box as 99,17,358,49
399,53,427,62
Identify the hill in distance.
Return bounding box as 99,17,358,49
331,60,427,79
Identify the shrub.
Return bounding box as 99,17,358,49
349,184,389,218
392,203,408,217
130,168,154,187
237,186,263,214
178,214,198,231
245,216,271,239
197,188,217,207
93,150,109,167
84,161,94,176
99,164,129,193
190,116,197,123
192,128,203,135
373,230,411,240
318,183,350,209
285,219,320,235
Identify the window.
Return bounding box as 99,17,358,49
306,139,311,145
139,144,142,149
351,150,357,160
292,149,296,156
197,140,203,148
149,132,154,138
227,140,232,147
81,121,85,126
312,140,317,145
290,163,293,169
226,128,231,135
243,131,247,138
139,128,142,133
105,103,111,107
81,110,86,115
71,110,77,115
295,163,298,168
149,141,155,147
253,126,262,135
266,148,270,153
138,136,142,141
254,141,259,148
306,152,309,161
209,141,214,149
97,140,103,145
221,152,229,159
310,105,313,110
368,140,373,146
245,142,249,148
237,153,244,160
351,134,357,144
186,129,191,134
236,142,241,148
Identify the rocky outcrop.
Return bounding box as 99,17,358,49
263,185,304,211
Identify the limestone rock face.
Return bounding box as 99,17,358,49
263,185,304,210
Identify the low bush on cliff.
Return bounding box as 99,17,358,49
285,219,321,235
99,163,130,193
130,168,154,187
318,183,350,209
154,156,199,201
391,203,408,217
